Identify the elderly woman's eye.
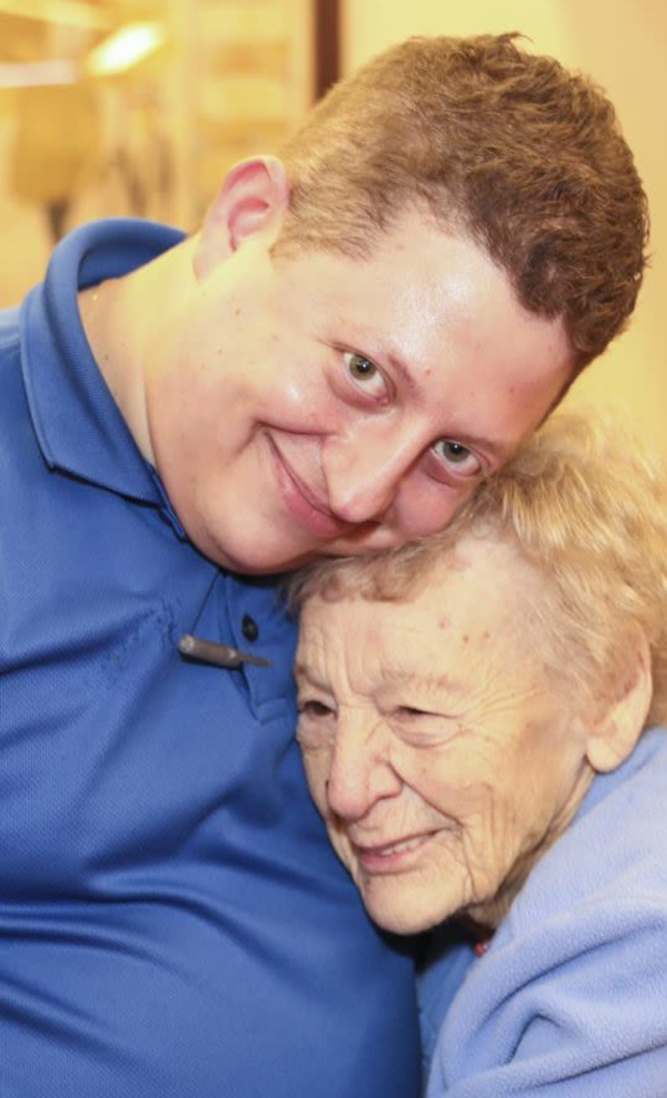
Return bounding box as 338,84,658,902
299,699,333,718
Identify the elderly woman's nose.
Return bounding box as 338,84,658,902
326,725,401,820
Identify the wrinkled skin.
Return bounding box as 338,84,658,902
296,535,599,934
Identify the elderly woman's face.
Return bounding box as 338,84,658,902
295,534,596,934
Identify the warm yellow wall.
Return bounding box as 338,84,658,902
343,0,667,455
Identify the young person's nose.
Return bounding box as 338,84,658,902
326,719,401,823
322,421,428,526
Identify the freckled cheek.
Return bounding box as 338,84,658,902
414,769,495,827
393,488,462,540
282,376,320,410
262,369,338,433
422,505,462,537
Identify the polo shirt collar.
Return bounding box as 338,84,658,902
20,218,185,513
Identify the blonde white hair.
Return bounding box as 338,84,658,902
289,413,667,727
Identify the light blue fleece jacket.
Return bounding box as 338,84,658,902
419,726,667,1096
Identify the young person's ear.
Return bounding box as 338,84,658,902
193,156,290,280
585,629,652,774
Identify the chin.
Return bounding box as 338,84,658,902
363,894,445,936
200,533,318,576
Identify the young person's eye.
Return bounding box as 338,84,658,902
431,438,483,478
342,351,389,400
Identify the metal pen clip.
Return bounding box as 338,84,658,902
178,633,272,669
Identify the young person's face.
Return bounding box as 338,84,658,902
146,207,572,573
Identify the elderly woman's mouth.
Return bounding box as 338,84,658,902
351,832,438,872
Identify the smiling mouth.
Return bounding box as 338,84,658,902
352,832,436,873
267,435,353,539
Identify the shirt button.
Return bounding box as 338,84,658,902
241,614,259,642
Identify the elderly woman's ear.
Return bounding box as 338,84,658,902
585,628,653,774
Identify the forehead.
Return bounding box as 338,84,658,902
293,209,565,353
280,208,573,454
297,536,547,684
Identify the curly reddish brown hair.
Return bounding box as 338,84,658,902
278,33,649,372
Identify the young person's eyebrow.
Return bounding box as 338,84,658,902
386,347,515,463
384,349,419,395
331,323,511,463
339,326,420,396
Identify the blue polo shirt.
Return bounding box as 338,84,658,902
0,220,420,1097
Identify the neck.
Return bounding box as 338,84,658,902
78,235,198,463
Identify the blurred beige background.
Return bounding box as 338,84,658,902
343,0,667,452
0,0,313,301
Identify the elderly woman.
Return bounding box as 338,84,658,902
291,414,667,1096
